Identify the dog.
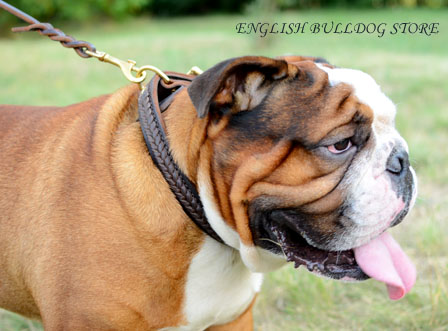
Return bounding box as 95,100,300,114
0,55,417,330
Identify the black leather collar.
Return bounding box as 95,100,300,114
138,73,225,245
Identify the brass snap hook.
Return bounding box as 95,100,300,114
84,49,204,91
85,50,147,84
136,65,171,85
85,50,171,89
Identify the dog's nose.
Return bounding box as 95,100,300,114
386,147,409,176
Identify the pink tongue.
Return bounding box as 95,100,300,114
353,232,416,300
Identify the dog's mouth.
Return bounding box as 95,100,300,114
267,221,368,281
251,208,416,300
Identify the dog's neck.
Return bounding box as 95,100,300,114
162,88,209,186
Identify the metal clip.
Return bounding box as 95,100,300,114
136,65,172,85
187,66,203,76
85,50,171,89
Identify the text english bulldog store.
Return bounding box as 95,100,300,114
235,21,440,38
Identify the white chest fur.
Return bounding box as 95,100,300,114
161,237,262,331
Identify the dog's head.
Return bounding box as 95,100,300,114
188,55,417,282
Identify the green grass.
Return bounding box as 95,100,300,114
0,8,447,330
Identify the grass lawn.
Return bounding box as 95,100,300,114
0,8,447,330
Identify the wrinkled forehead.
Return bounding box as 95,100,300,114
315,64,397,131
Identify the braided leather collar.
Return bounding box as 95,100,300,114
138,73,224,244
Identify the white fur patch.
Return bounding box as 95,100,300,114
197,180,240,250
163,237,262,331
160,174,265,330
316,63,417,250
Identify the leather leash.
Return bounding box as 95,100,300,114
139,74,224,244
0,0,196,87
0,0,96,58
1,0,224,244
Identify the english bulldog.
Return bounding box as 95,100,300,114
0,55,417,330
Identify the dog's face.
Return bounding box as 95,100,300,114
188,56,417,279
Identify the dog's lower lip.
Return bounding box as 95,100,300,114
269,222,368,280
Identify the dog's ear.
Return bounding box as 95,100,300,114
188,56,292,118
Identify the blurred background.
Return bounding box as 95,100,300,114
0,0,447,330
0,0,447,25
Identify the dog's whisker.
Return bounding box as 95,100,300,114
259,238,287,259
259,237,281,247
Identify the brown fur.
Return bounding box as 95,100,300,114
0,85,206,329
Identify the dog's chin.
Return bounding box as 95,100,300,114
252,212,369,281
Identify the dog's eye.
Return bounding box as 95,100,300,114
328,138,352,154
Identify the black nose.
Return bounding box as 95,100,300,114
386,147,409,175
